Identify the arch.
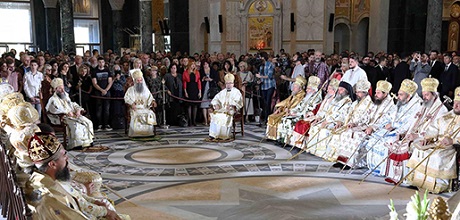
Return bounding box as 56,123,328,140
334,23,350,54
240,0,280,12
354,17,369,56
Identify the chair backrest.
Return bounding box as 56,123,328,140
0,143,31,220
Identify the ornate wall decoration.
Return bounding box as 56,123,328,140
351,0,369,23
448,21,459,51
248,0,274,51
335,0,350,19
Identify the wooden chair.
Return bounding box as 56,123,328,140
232,89,245,139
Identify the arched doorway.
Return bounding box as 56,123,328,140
199,23,208,52
355,17,369,56
334,23,350,54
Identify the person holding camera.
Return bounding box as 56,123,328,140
280,54,304,92
255,52,276,122
410,52,431,97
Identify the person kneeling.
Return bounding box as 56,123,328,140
46,78,94,150
209,74,243,140
124,70,157,137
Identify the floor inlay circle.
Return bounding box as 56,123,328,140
130,147,224,164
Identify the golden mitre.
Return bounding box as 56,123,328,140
421,77,439,93
7,102,39,128
355,79,371,92
376,80,392,93
399,79,418,95
224,73,235,83
329,78,340,90
51,78,64,89
455,86,460,102
132,70,143,80
0,92,25,115
28,133,62,164
0,84,14,102
307,76,320,89
294,76,307,87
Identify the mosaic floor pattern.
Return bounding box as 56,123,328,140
67,123,450,219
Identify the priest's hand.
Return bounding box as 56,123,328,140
364,127,373,135
347,123,356,129
406,133,418,141
214,105,221,110
334,121,343,129
320,121,327,128
105,209,122,220
75,110,81,117
441,137,453,147
67,112,74,117
385,123,393,131
152,101,157,108
132,105,137,110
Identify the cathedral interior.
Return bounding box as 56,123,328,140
1,0,460,219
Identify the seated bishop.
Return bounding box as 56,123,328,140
124,70,157,137
46,78,94,150
277,76,322,144
209,73,243,140
266,76,306,140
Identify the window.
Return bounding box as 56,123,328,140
0,2,32,43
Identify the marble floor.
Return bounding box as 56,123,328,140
67,123,453,220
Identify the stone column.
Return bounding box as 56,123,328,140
42,0,59,54
368,0,389,53
425,0,443,51
59,0,75,54
109,0,125,54
140,0,153,53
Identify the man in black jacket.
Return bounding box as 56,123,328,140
440,52,459,101
429,50,444,81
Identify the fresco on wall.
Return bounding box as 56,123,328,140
351,0,369,23
248,0,274,51
73,0,90,14
335,0,350,18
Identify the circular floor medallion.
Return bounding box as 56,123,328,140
131,147,225,164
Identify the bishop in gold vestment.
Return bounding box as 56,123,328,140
266,76,306,140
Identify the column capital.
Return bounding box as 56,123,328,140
42,0,58,8
108,0,125,10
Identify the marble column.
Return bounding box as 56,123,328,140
140,0,153,53
425,0,443,51
42,0,59,54
368,0,389,53
60,0,75,54
109,0,125,54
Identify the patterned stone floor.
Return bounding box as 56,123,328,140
67,123,451,220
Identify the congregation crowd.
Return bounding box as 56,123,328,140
1,46,460,218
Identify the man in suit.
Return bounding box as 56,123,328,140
429,50,444,81
440,53,459,101
375,56,389,83
361,55,378,95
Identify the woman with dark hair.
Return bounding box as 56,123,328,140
218,60,242,91
200,61,218,125
182,61,201,126
57,62,73,95
164,63,183,126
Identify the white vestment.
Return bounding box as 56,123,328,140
366,95,422,176
46,93,94,149
209,87,243,139
124,85,156,137
327,95,373,162
307,96,352,159
335,94,396,168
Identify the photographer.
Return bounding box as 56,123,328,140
255,52,275,122
280,54,304,91
410,52,431,97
